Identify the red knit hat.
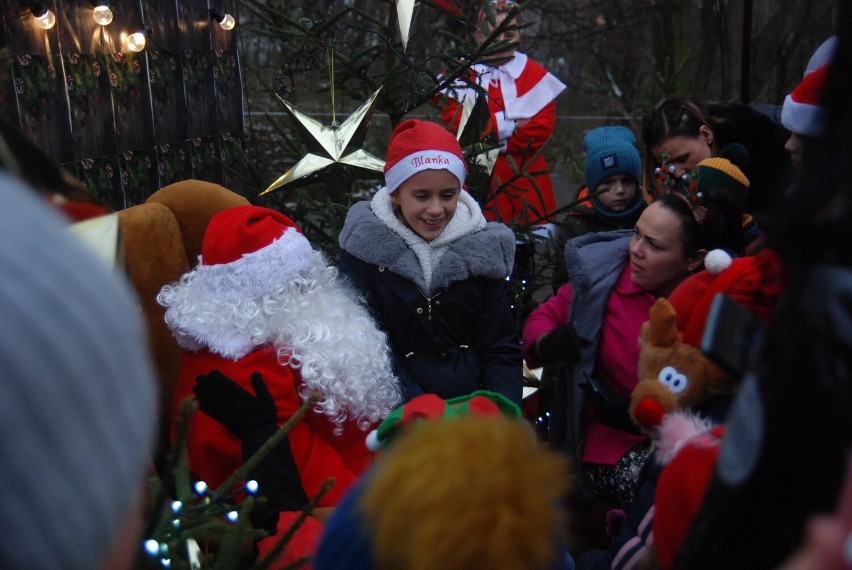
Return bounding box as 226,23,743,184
383,119,467,194
667,247,784,348
781,63,831,138
198,205,314,296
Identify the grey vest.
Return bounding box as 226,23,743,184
549,230,633,461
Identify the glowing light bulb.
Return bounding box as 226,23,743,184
126,30,146,52
33,6,56,29
218,13,235,30
143,540,160,557
209,9,236,31
93,5,113,26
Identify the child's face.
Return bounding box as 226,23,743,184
595,174,638,212
391,169,460,242
475,11,520,63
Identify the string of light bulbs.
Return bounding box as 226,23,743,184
27,3,237,50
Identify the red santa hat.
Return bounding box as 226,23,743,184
667,247,784,348
383,119,467,194
781,63,831,138
197,204,314,296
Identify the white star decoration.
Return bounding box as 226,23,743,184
395,0,415,51
456,93,499,176
261,88,385,196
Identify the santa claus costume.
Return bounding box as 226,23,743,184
441,48,566,227
158,205,401,563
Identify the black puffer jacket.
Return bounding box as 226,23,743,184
338,196,523,406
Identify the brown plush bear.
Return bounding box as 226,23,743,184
629,297,733,433
619,248,784,569
117,180,249,472
629,247,784,435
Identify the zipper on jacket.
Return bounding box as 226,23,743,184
416,287,444,321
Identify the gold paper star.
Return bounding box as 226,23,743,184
395,0,415,51
261,88,385,196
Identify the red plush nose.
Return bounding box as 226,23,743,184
634,398,665,429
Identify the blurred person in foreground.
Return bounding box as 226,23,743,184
0,172,157,569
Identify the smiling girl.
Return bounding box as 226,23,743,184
338,119,523,406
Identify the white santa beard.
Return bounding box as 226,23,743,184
270,268,402,432
160,251,401,431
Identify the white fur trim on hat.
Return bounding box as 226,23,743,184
159,230,317,360
781,64,831,139
655,411,715,465
781,94,829,138
196,228,314,297
384,150,467,194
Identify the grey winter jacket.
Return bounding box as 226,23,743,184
549,230,633,459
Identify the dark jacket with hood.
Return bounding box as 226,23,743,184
551,186,646,291
338,188,523,406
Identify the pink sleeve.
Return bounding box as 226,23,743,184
522,282,573,368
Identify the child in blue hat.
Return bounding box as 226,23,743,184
551,126,646,290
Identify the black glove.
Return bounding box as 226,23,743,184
193,370,309,534
536,323,582,364
194,370,278,442
580,380,643,435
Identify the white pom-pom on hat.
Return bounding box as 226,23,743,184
365,429,381,452
704,249,733,275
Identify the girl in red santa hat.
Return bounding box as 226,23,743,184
158,205,402,564
338,118,524,408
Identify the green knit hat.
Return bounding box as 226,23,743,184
365,390,521,451
696,143,750,200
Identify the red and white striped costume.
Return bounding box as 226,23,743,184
441,52,566,225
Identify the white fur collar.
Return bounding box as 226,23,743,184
370,187,486,289
471,51,528,81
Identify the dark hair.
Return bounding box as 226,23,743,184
642,95,715,149
696,187,746,256
641,96,718,197
652,187,745,260
652,193,705,257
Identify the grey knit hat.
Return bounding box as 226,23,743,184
0,173,157,568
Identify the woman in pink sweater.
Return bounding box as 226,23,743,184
523,193,744,552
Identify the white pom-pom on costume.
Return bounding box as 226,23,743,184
654,411,715,465
704,249,733,275
366,430,381,452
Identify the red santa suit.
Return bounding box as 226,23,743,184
159,205,401,567
172,347,375,507
441,51,566,225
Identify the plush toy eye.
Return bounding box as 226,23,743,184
658,365,688,394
